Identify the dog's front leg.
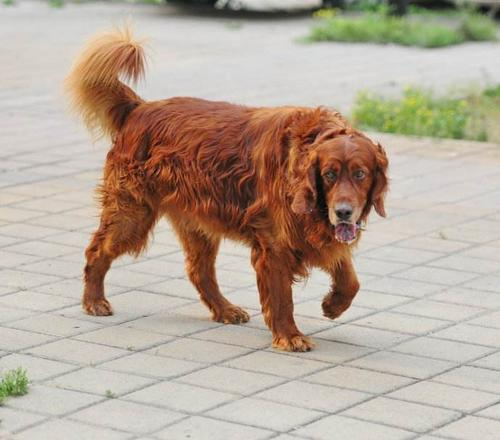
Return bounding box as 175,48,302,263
322,256,360,320
251,246,314,352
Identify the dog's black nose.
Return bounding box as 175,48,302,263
335,205,353,221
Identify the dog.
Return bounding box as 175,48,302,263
65,27,388,352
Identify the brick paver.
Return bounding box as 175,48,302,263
1,1,500,439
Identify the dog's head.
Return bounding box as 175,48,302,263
290,129,388,244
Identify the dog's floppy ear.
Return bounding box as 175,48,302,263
291,152,318,215
371,142,389,217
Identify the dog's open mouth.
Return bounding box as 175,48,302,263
334,222,360,244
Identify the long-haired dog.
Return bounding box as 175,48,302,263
65,27,388,351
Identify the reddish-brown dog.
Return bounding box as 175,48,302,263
66,28,388,351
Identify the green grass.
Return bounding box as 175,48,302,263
351,86,500,142
308,9,497,48
0,368,29,405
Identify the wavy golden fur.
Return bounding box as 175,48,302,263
66,26,388,352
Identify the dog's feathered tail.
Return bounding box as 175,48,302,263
65,26,146,140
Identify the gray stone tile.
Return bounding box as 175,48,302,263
8,313,102,337
125,381,236,413
149,338,251,364
0,327,56,351
433,366,500,394
0,407,46,436
471,351,500,370
255,380,370,413
192,325,270,349
0,353,77,382
348,351,454,379
224,351,329,379
48,367,155,396
155,416,272,440
70,398,184,434
316,324,413,349
432,324,500,348
26,339,129,365
205,397,323,431
6,385,102,415
391,337,495,363
99,352,202,379
177,365,284,395
295,414,414,440
14,419,131,440
434,416,500,440
75,325,174,350
342,397,460,433
387,380,499,412
305,365,414,394
351,311,448,335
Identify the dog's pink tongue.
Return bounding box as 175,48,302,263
335,223,358,243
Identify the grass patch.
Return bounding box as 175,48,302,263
352,86,500,142
308,8,497,47
0,368,29,405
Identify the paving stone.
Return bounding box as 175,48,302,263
0,305,36,324
0,327,56,351
125,381,237,413
351,311,448,335
364,277,443,298
48,367,155,396
26,339,129,365
127,310,220,336
348,351,454,379
432,323,500,348
8,313,102,337
467,310,500,329
434,415,500,440
392,299,484,322
0,269,62,290
391,336,495,363
0,353,77,382
99,352,202,379
387,380,499,412
205,397,323,431
342,397,460,433
155,416,272,440
0,290,77,312
477,402,500,420
255,380,370,413
224,351,330,379
432,287,500,309
149,338,251,364
294,414,414,440
6,385,102,415
71,398,184,434
14,419,131,440
315,324,413,349
177,365,284,395
471,351,500,370
304,365,414,394
0,407,46,436
75,324,174,350
433,366,500,394
107,291,191,316
192,325,271,349
392,266,478,286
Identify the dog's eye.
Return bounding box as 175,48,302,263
353,170,366,180
324,170,337,182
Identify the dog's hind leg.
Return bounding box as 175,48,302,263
83,195,157,316
172,221,250,324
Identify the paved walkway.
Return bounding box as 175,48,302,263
1,2,500,439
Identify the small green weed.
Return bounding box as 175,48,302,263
3,0,15,6
352,86,497,141
105,389,116,399
0,368,29,405
48,0,64,8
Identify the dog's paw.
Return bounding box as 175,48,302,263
273,334,314,352
83,298,113,316
213,305,250,324
322,294,349,320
